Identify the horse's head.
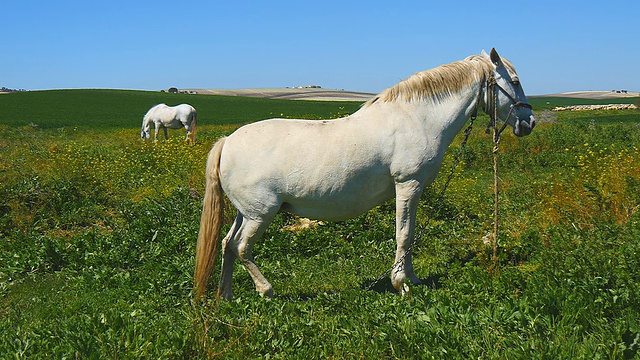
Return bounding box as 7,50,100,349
484,48,535,137
141,119,151,139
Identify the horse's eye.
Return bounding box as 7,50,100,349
512,79,520,86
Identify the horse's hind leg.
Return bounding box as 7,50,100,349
184,125,191,143
218,214,242,301
222,214,274,299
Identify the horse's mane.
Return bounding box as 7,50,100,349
363,54,516,107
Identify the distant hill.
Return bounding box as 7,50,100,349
186,88,639,101
182,88,376,102
531,90,639,100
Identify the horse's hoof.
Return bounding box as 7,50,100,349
258,286,274,299
217,289,233,302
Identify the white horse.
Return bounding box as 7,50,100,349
140,103,198,143
194,49,535,301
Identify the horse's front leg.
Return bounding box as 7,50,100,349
162,126,169,140
392,179,423,294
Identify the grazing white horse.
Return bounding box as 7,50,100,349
194,49,535,301
140,103,198,143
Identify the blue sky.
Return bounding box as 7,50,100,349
2,0,638,95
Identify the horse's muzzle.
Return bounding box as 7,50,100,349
514,115,535,137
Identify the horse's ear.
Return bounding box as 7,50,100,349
490,48,502,67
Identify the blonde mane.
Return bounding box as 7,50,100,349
364,54,516,107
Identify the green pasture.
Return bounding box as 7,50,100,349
1,90,640,358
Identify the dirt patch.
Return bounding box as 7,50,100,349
280,218,324,233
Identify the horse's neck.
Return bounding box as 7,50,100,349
357,82,481,145
142,116,151,130
430,84,482,144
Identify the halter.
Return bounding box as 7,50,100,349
484,75,533,136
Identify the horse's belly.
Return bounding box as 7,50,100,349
164,119,185,129
279,177,395,221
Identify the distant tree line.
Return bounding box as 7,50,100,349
1,87,26,92
160,87,196,94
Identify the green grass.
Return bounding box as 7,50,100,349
1,90,640,358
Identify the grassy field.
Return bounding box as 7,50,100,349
1,90,640,358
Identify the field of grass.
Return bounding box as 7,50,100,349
1,90,640,358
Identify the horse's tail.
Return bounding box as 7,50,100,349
194,137,226,299
189,110,198,144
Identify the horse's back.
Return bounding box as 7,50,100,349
174,104,196,114
144,103,167,118
146,103,194,117
179,103,196,111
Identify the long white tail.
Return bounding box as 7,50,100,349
190,111,198,144
194,137,226,299
186,110,197,144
